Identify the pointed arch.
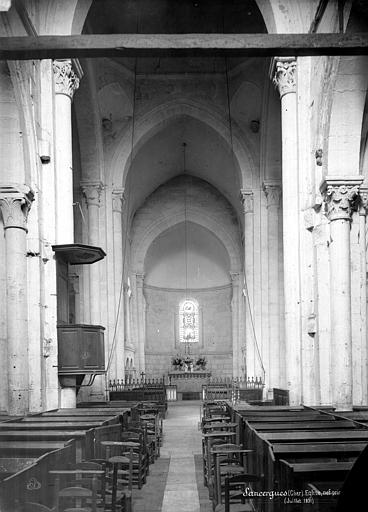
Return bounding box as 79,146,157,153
109,98,257,190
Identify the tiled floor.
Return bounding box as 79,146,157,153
132,401,213,512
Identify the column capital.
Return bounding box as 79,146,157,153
240,189,254,214
53,59,81,99
263,181,281,208
81,181,104,208
359,186,368,216
320,176,364,221
112,188,126,213
272,57,297,98
0,184,34,231
135,273,145,286
230,271,241,284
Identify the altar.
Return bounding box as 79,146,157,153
168,370,212,400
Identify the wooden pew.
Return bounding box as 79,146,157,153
279,459,353,491
247,420,356,431
0,458,36,481
260,430,368,442
262,439,366,497
93,424,122,459
0,420,114,431
240,414,333,422
0,429,94,461
0,441,76,512
0,441,71,458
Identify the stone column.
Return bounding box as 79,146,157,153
81,181,103,324
135,273,146,374
53,60,80,244
358,187,368,404
263,181,281,390
112,189,126,380
273,57,302,405
0,185,34,415
81,182,104,401
320,176,363,410
240,190,256,378
230,272,240,377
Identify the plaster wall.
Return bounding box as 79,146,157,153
144,284,233,378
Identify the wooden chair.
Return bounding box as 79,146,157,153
202,432,237,487
53,474,98,512
120,431,149,485
211,445,253,509
214,474,261,512
139,413,161,460
98,441,134,511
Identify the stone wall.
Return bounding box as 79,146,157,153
144,284,233,378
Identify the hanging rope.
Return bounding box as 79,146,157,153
223,34,265,381
105,15,140,389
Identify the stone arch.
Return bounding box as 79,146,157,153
255,0,311,33
132,210,241,276
326,56,368,176
109,98,256,190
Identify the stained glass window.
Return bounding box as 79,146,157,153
179,299,199,343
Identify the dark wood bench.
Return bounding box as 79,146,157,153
0,442,76,512
0,420,114,431
19,415,120,423
240,414,332,422
0,429,94,461
279,459,353,488
260,430,368,442
0,458,37,481
0,441,68,457
263,439,366,496
247,420,356,431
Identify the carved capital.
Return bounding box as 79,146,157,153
263,181,281,208
81,181,104,208
136,273,145,287
273,57,297,98
53,60,80,99
0,185,34,231
359,187,368,216
230,271,240,285
240,189,253,214
320,176,364,221
112,188,126,213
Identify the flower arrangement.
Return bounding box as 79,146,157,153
196,356,207,369
172,355,183,367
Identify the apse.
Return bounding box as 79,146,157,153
145,222,230,289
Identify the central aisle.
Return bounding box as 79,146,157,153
132,400,212,512
161,401,202,512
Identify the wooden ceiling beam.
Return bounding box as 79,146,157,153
0,33,367,60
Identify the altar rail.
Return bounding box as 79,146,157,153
203,376,264,402
109,377,165,391
108,377,166,403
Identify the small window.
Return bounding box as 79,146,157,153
179,299,199,343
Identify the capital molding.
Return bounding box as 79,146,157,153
53,59,80,99
272,57,297,98
263,181,281,208
81,181,104,208
0,184,34,231
359,186,368,216
135,272,145,287
112,188,126,213
240,189,254,214
230,271,241,284
320,176,364,221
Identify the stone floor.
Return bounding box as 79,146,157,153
132,401,213,512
